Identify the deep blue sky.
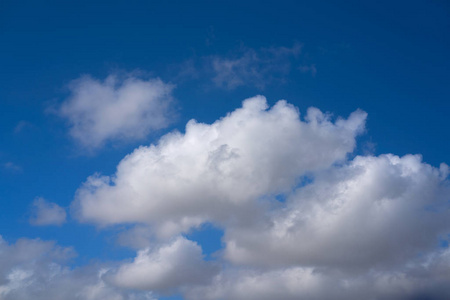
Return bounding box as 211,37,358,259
0,1,449,298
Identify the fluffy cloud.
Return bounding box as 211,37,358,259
72,96,366,237
185,248,450,300
57,73,174,150
113,236,217,293
223,154,450,270
0,236,155,300
29,197,66,226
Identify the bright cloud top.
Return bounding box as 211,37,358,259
57,74,174,150
73,96,367,237
29,197,66,226
113,236,217,293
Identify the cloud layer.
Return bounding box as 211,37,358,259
57,74,174,150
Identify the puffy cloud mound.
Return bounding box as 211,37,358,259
73,96,367,237
224,154,450,269
113,236,217,293
57,73,174,150
29,197,66,226
0,236,155,300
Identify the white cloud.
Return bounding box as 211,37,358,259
29,197,66,226
0,236,155,300
72,96,366,237
223,154,450,270
57,73,174,150
113,236,217,293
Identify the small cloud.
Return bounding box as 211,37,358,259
3,161,22,172
13,121,33,134
29,197,66,226
207,43,303,90
54,72,175,151
298,64,317,77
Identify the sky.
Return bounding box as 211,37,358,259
0,0,449,299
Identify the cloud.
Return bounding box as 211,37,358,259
112,236,218,293
72,96,366,237
29,197,66,226
13,121,34,134
0,236,155,300
2,162,22,173
298,64,317,77
57,73,174,150
223,154,450,270
207,44,302,89
185,249,450,300
60,95,450,299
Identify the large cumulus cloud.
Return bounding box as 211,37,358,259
73,96,367,237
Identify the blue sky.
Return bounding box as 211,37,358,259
1,1,450,299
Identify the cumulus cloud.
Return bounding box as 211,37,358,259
0,236,155,300
72,96,366,237
223,154,450,270
29,197,66,226
185,249,450,300
57,73,174,150
113,236,217,293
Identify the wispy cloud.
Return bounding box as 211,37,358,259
13,121,34,134
207,43,302,89
298,63,317,77
2,162,22,173
172,43,312,90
